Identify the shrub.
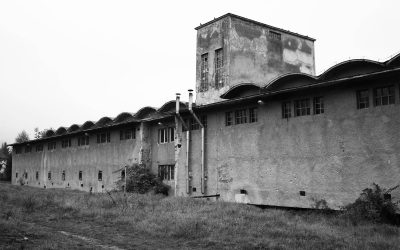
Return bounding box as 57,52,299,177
343,183,399,225
116,163,170,195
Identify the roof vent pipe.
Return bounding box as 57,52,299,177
188,89,193,111
176,93,181,114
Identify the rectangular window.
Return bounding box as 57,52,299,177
374,85,395,106
120,129,135,140
313,96,324,115
200,53,209,92
225,112,233,126
48,142,56,150
15,147,22,154
269,31,281,41
356,89,370,109
61,139,71,148
78,135,89,146
158,128,168,144
235,109,247,124
249,107,258,123
36,171,39,180
79,171,82,181
158,165,174,181
215,48,224,88
294,99,310,117
168,127,174,142
48,171,51,180
98,171,102,181
35,144,43,152
282,101,291,118
97,132,111,144
25,146,32,153
62,170,65,181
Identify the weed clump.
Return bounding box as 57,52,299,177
343,183,399,225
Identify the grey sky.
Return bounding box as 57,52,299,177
1,0,399,145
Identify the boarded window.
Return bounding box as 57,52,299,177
215,48,224,88
374,86,395,106
294,99,310,117
200,53,209,92
235,109,247,124
313,97,324,115
158,165,174,181
357,89,369,109
249,107,258,123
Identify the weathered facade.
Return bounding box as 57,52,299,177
10,14,400,210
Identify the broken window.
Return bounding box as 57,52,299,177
225,112,233,126
200,53,209,92
48,171,51,180
25,146,31,153
215,48,224,88
48,141,56,150
79,171,82,181
374,85,395,106
313,97,324,115
62,170,66,181
249,107,258,123
356,89,369,109
235,109,247,124
158,165,174,181
98,171,102,181
97,132,111,144
61,139,71,148
269,31,281,41
294,99,310,117
78,135,89,146
282,101,291,118
35,144,43,152
120,128,135,140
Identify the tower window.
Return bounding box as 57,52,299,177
294,99,310,117
374,86,395,106
313,97,324,115
215,48,224,88
200,53,209,92
356,89,369,109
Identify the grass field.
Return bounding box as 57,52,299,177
0,183,399,249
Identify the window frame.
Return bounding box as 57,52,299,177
158,165,174,181
215,48,224,89
373,85,395,106
79,171,83,181
294,98,311,117
200,53,209,92
313,96,324,115
225,112,233,126
235,109,247,124
98,171,103,181
356,89,370,109
249,107,258,123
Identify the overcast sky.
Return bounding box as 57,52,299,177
1,0,399,145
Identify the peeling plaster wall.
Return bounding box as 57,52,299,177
12,127,141,192
196,16,315,105
178,79,400,209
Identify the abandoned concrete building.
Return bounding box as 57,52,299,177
10,13,400,209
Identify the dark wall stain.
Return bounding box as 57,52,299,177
198,33,210,49
267,40,283,69
234,22,262,40
300,41,312,54
283,37,299,51
211,30,219,39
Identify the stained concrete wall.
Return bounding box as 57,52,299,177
178,78,400,209
12,126,141,192
196,15,315,105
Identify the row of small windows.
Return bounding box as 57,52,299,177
282,96,324,119
17,170,103,181
15,128,136,154
357,85,396,109
225,107,258,126
200,48,224,92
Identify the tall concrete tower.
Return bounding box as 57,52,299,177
195,13,316,105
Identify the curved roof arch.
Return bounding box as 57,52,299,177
263,73,317,92
95,117,113,127
319,59,384,81
43,129,55,138
158,101,188,113
114,112,134,123
67,124,80,133
55,127,67,135
81,121,95,130
134,106,157,119
220,83,261,99
386,53,400,67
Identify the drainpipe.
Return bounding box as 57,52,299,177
188,89,206,194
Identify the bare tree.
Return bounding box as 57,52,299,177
15,130,30,143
